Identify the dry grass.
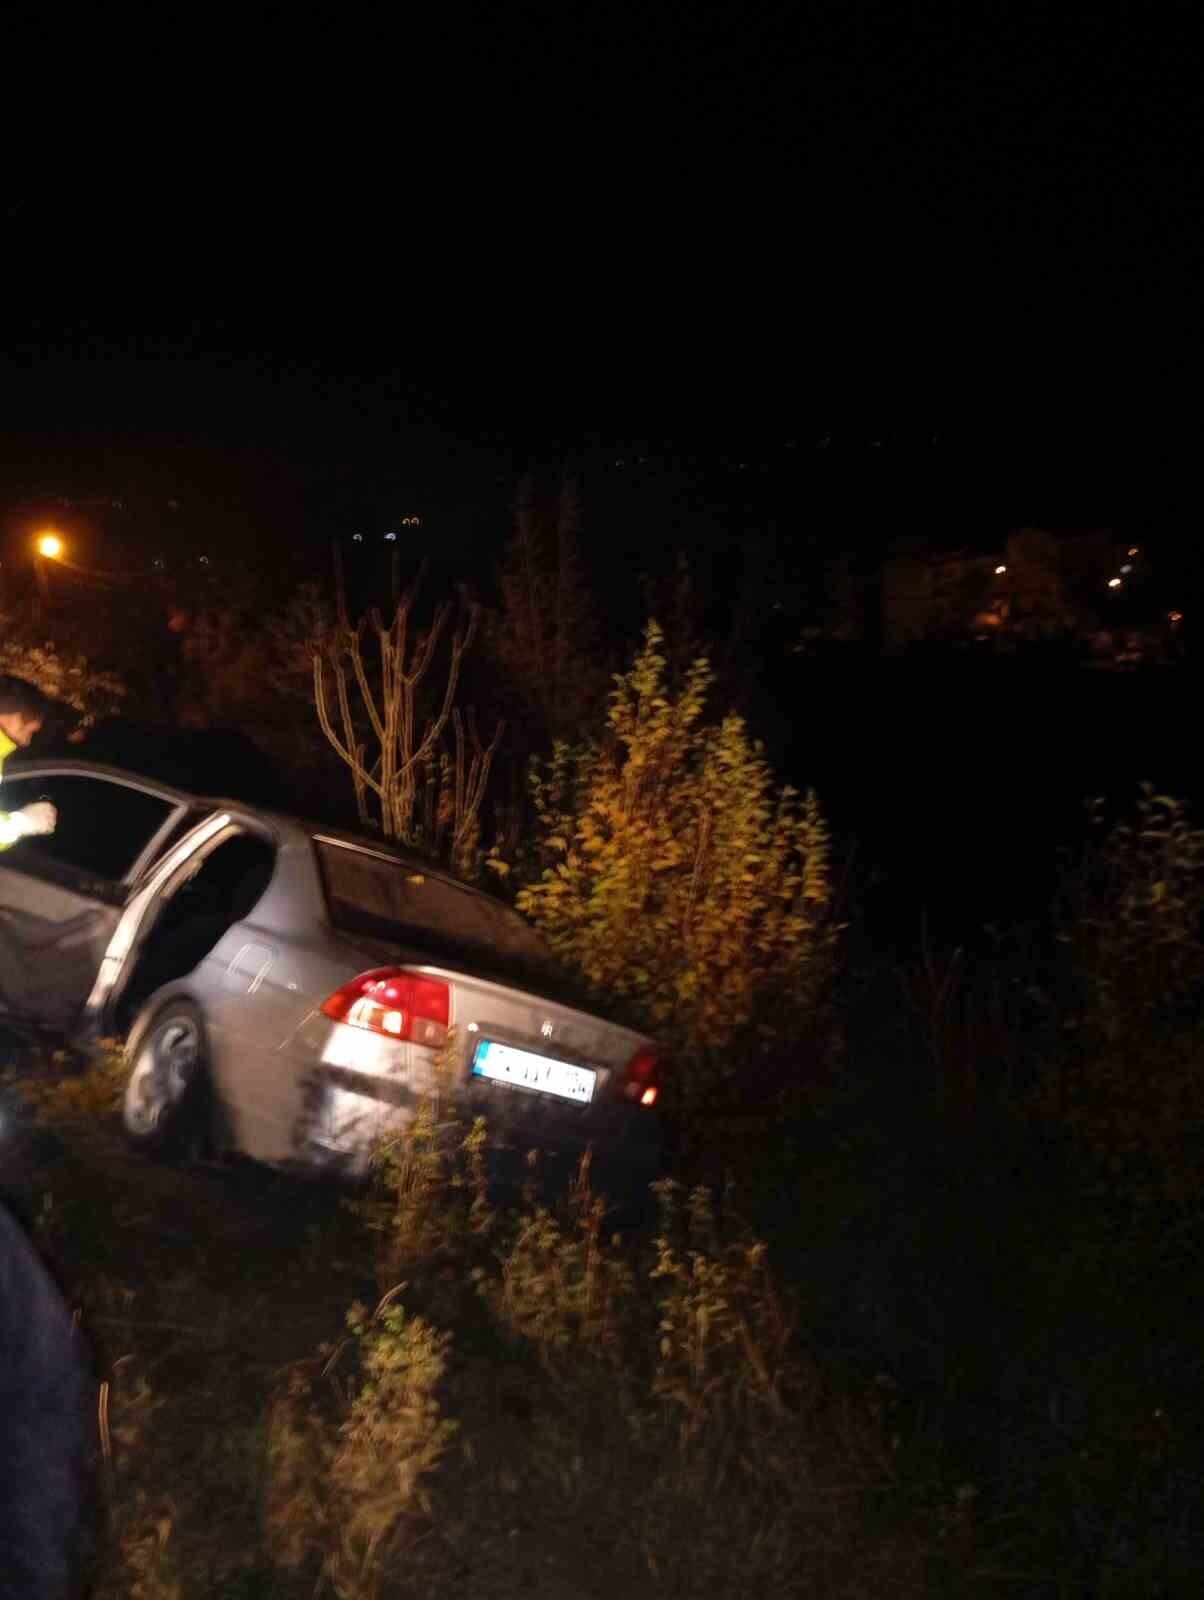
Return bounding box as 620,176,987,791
3,1038,1033,1598
10,1036,127,1127
266,1290,457,1599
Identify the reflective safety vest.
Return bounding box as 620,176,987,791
0,728,22,849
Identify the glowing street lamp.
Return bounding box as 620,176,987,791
29,531,162,586
31,530,65,621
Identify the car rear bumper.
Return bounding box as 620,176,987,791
298,1059,663,1197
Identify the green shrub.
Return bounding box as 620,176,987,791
1058,784,1204,1032
1036,786,1204,1253
516,621,841,1075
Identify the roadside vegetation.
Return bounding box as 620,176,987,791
3,485,1203,1595
5,765,1203,1596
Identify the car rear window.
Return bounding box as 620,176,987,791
314,838,573,994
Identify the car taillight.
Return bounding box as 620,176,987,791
321,969,450,1047
618,1046,662,1108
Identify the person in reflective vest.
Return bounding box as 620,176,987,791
0,677,57,849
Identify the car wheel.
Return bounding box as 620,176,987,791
122,1000,211,1159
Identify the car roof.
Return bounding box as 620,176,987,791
6,756,493,898
6,756,198,808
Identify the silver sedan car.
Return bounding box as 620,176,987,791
0,761,663,1189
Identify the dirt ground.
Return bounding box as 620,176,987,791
0,1031,667,1599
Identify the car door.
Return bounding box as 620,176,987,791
0,767,192,1031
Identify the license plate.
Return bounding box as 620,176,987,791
471,1038,596,1105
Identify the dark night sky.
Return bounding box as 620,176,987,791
2,4,1200,594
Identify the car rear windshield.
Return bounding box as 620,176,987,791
314,838,576,996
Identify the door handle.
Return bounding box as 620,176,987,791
224,942,276,994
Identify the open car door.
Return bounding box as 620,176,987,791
0,765,193,1032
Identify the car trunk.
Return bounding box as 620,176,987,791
309,841,659,1174
326,930,650,1141
300,930,662,1201
334,931,647,1078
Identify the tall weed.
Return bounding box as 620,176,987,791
349,1030,493,1284
266,1289,457,1600
475,1150,633,1377
89,1363,184,1600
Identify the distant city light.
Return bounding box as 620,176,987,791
1108,577,1123,589
1128,546,1139,556
384,531,398,542
35,532,63,559
1169,610,1184,624
994,564,1007,575
1120,564,1132,574
352,533,364,542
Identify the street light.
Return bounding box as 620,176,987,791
32,529,64,621
29,532,157,583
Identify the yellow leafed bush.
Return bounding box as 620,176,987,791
516,621,839,1054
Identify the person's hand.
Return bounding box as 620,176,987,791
12,802,56,837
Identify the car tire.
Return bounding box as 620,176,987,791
122,1000,212,1160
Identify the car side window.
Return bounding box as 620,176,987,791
0,775,174,883
171,834,275,921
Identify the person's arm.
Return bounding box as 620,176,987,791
0,801,56,850
0,1206,94,1600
